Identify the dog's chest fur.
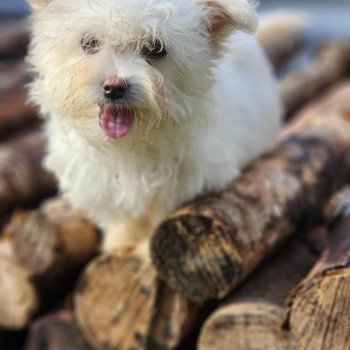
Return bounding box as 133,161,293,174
44,114,220,230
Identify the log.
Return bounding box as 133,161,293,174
0,61,29,96
198,233,319,350
285,187,350,350
0,129,56,214
74,247,200,350
8,197,99,282
0,21,29,58
26,309,92,350
257,11,306,70
280,41,350,118
151,82,350,302
0,197,99,329
0,87,39,139
0,239,38,329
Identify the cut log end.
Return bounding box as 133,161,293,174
288,269,350,350
74,251,200,350
199,303,292,350
74,254,158,349
151,213,242,302
0,257,39,330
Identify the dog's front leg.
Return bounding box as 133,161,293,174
101,216,155,260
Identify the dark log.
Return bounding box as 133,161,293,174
0,61,29,96
151,83,350,302
0,130,56,214
26,310,92,350
0,21,29,58
280,41,350,118
0,87,39,140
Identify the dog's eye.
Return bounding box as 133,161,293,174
141,40,167,60
81,36,101,55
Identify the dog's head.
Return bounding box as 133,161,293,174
28,0,257,143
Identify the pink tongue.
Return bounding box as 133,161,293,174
100,105,134,139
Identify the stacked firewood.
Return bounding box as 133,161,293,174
1,14,350,350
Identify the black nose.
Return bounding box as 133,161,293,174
103,78,128,100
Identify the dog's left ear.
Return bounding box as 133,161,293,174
203,0,258,41
27,0,51,11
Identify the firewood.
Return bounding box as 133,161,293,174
0,61,29,95
0,21,29,58
0,239,38,329
198,233,319,350
0,197,99,329
257,12,306,69
151,83,350,303
0,242,55,331
0,129,56,214
285,187,350,350
0,87,39,139
26,309,92,350
281,41,350,118
74,247,200,350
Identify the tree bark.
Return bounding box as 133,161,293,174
151,83,350,303
0,197,99,329
74,247,200,350
280,42,350,118
285,187,350,350
198,233,320,350
0,129,56,214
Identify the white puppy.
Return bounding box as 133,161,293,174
27,0,281,252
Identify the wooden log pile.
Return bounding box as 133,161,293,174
1,12,350,350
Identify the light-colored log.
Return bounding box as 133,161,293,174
285,187,350,350
74,248,200,350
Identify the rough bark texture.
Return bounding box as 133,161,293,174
26,310,92,350
0,22,29,58
0,198,99,329
198,235,318,350
151,83,350,302
280,42,350,118
0,130,56,214
74,250,200,350
285,187,350,350
0,87,39,139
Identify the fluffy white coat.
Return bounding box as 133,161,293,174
27,0,281,250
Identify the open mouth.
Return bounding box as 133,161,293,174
99,104,134,139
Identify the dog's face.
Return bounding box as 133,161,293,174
28,0,257,143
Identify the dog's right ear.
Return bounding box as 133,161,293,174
27,0,50,11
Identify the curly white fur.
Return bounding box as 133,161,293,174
27,0,281,251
